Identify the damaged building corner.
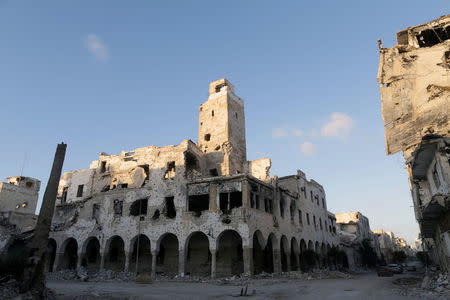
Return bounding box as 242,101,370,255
378,15,450,272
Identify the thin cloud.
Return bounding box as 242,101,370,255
84,34,109,62
271,127,303,138
299,142,318,155
320,112,354,138
292,129,303,137
272,128,288,138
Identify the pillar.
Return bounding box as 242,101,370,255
77,252,83,270
124,252,130,272
178,248,185,276
151,250,158,279
100,252,106,270
242,179,249,208
211,249,217,278
53,253,63,272
243,246,253,276
286,252,291,272
209,184,217,212
273,249,281,274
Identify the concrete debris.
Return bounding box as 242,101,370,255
0,278,55,300
395,272,450,299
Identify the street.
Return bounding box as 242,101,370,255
47,272,426,300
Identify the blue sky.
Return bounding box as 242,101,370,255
1,1,447,244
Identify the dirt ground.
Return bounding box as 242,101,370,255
46,272,435,300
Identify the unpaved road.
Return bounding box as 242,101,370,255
47,272,421,300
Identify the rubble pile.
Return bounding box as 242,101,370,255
164,269,353,285
0,278,55,300
395,272,450,300
46,268,136,282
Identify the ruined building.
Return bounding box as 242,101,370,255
377,15,450,271
0,176,40,251
335,212,380,268
47,79,338,278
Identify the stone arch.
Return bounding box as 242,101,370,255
130,234,152,273
185,231,211,276
60,238,78,270
156,233,179,276
252,230,266,275
300,239,307,252
299,239,308,271
82,237,101,271
263,233,277,273
280,235,289,272
216,230,243,277
46,238,57,272
290,237,299,271
321,243,327,268
105,235,126,271
308,240,314,251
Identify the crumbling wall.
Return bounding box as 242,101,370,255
0,180,40,215
248,158,271,182
377,15,450,156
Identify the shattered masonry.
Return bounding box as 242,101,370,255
47,79,339,278
378,15,450,272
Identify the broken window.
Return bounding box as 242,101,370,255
113,200,123,216
101,161,107,173
215,83,226,93
204,134,211,141
264,197,273,214
255,195,260,209
432,162,441,189
322,198,325,208
416,26,450,48
310,191,313,202
26,181,33,188
319,218,323,230
325,220,328,232
164,161,176,179
209,168,218,177
301,186,306,198
250,192,255,208
62,187,68,203
129,198,148,216
315,195,319,205
306,213,310,225
185,152,199,173
313,215,316,230
220,193,228,214
219,192,242,214
290,199,295,222
279,193,286,218
120,183,128,189
188,194,209,215
230,192,242,209
92,204,100,221
77,185,84,197
164,196,176,219
211,110,215,117
298,210,303,225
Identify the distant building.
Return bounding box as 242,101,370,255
0,176,40,214
335,212,380,268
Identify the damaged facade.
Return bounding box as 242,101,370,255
335,212,381,268
0,176,40,252
47,79,339,278
378,15,450,272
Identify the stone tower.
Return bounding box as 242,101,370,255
198,78,247,176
